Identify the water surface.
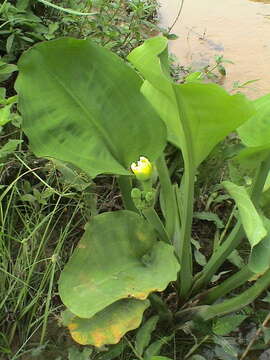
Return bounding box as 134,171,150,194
159,0,270,98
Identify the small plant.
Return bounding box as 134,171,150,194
15,35,270,357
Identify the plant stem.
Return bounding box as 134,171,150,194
192,152,270,293
36,0,96,16
184,335,210,359
171,83,195,301
178,165,195,300
218,205,236,245
199,265,254,304
118,175,138,213
156,155,177,240
199,268,270,321
192,221,244,294
168,0,184,33
143,207,171,244
250,153,270,206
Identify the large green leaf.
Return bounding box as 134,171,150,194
16,38,166,178
229,145,270,186
59,210,180,318
249,216,270,273
230,94,270,184
62,299,149,347
128,36,254,167
238,94,270,147
223,181,267,248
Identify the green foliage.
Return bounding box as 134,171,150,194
190,356,207,360
97,340,127,360
0,90,18,127
0,0,57,61
68,347,93,360
51,159,91,192
193,211,224,229
249,216,270,273
0,138,21,163
16,38,166,178
48,0,159,58
143,335,173,360
212,314,248,336
135,315,159,356
0,1,167,358
12,32,270,356
238,93,270,148
127,36,254,167
0,153,90,358
0,57,17,82
223,181,267,249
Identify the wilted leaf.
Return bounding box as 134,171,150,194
64,299,149,347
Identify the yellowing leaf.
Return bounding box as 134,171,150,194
63,299,149,347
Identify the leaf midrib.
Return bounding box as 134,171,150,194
37,49,123,168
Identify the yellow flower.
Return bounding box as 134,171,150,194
131,156,153,181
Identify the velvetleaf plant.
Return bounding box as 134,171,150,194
15,35,270,348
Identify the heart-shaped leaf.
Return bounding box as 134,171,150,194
16,38,166,178
59,210,180,318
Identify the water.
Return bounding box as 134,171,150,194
159,0,270,98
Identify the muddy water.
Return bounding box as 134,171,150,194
159,0,270,98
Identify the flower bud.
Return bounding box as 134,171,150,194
131,156,153,181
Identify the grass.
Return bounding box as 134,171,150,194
0,151,90,358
